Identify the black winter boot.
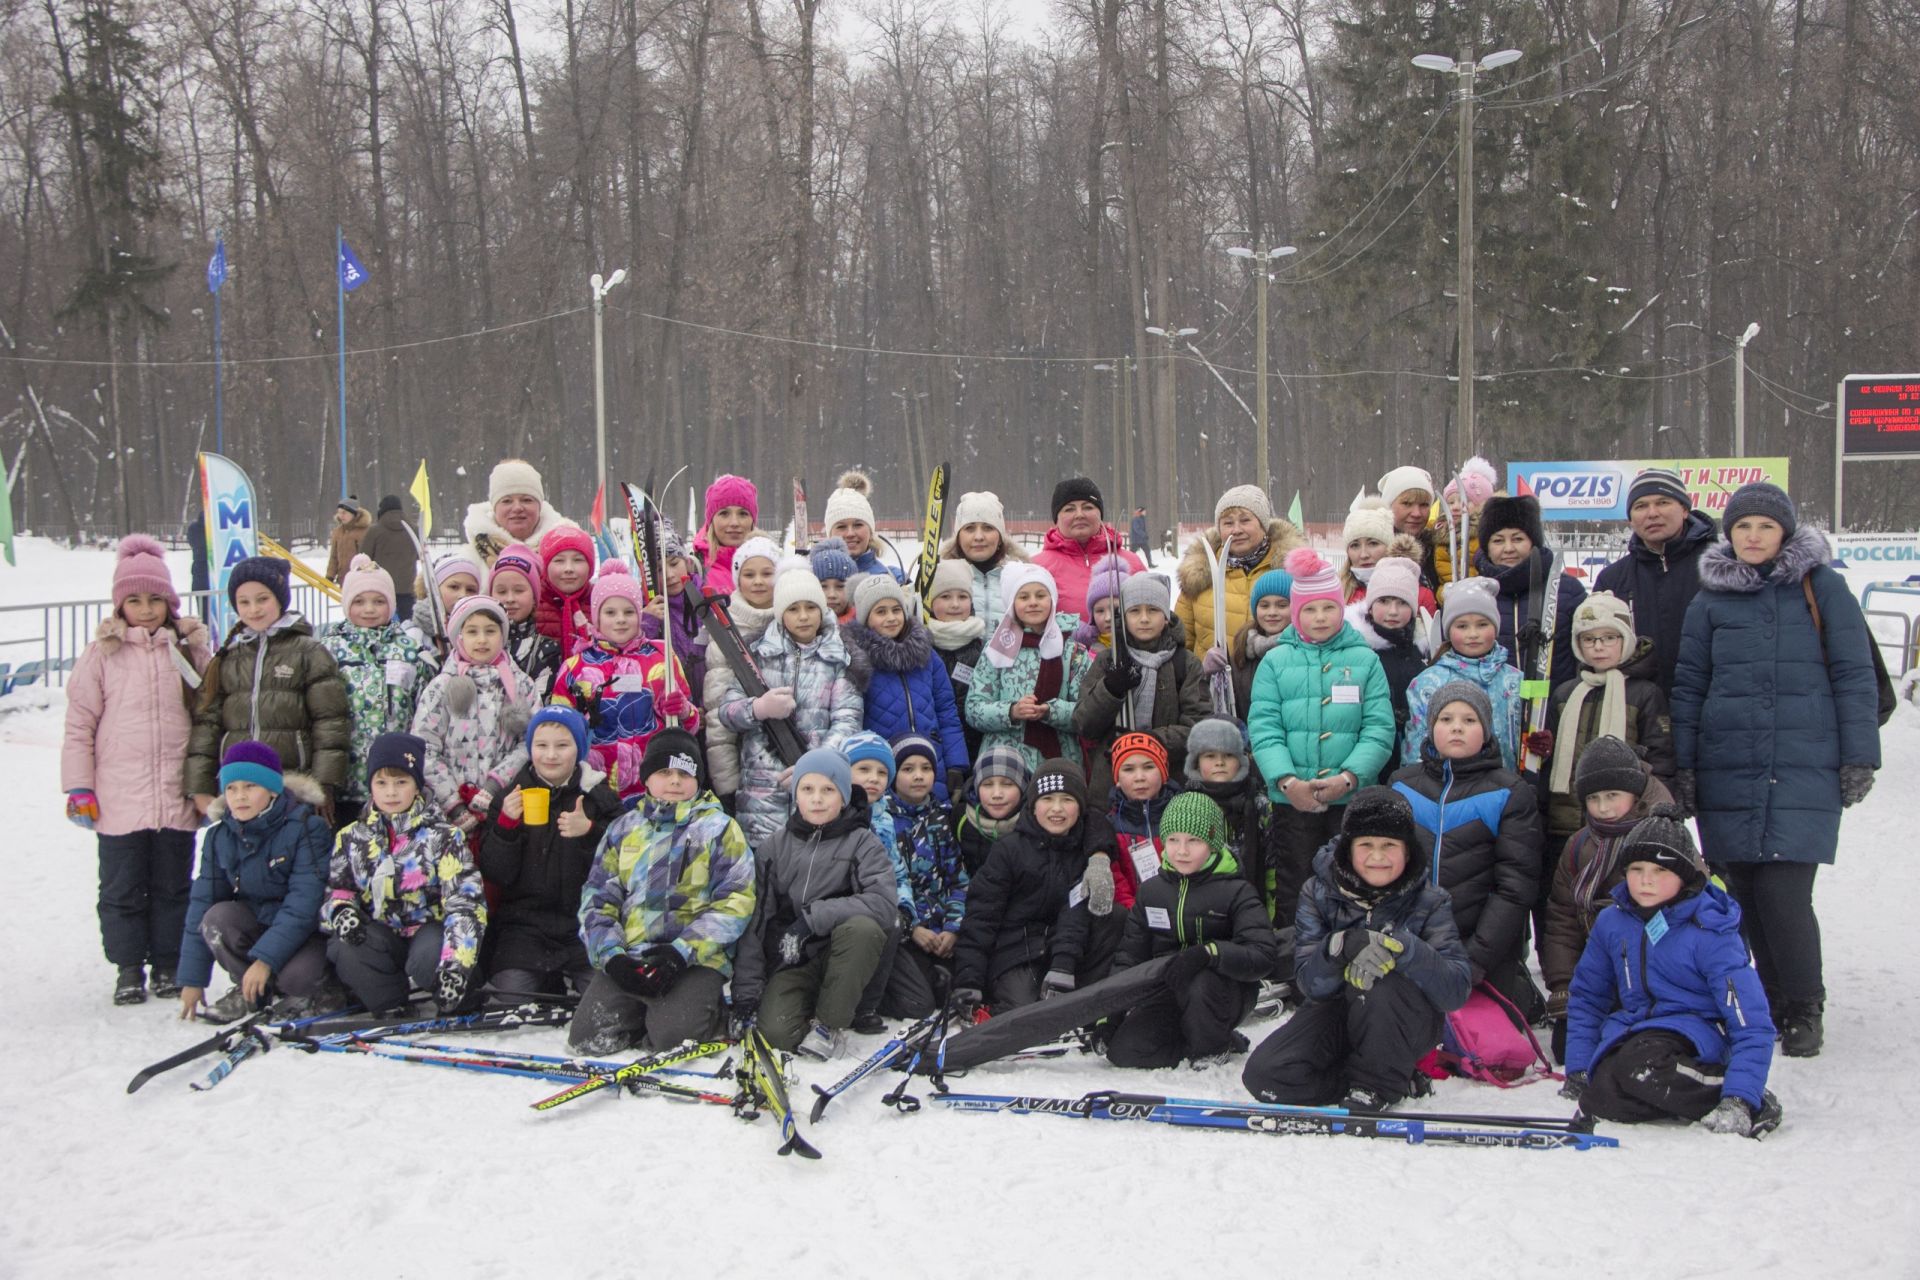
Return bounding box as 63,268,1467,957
1778,1001,1824,1058
113,966,147,1006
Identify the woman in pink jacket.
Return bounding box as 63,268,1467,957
61,535,213,1006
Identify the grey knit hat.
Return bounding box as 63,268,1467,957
1183,717,1249,782
973,745,1031,790
1119,572,1171,616
1575,735,1649,801
853,572,911,626
1214,484,1274,525
1722,482,1797,538
1440,577,1501,636
1426,680,1495,743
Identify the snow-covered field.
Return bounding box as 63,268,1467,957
3,536,1918,1277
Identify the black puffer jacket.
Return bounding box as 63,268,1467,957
953,807,1116,989
478,760,625,975
1592,510,1717,695
185,613,352,795
1112,848,1278,982
1386,743,1542,982
1184,770,1272,901
1070,619,1209,801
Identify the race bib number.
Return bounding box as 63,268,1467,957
1331,685,1361,705
1068,883,1087,909
610,674,651,694
1144,906,1172,931
1130,845,1160,884
385,660,415,688
952,662,975,685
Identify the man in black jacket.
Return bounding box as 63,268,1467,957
1592,468,1717,695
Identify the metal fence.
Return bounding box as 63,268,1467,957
0,585,340,694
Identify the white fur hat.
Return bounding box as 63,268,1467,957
488,459,546,504
1378,465,1435,506
822,469,876,532
1343,492,1395,548
773,568,830,619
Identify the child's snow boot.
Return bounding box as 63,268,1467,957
113,966,147,1006
148,968,181,999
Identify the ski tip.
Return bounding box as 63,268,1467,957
808,1092,832,1125
779,1134,825,1160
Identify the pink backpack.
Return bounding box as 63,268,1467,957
1416,982,1559,1089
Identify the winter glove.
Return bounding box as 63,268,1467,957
1559,1071,1588,1103
1840,764,1876,808
605,953,650,996
330,904,369,947
1702,1096,1755,1137
728,1001,758,1040
1041,970,1076,1000
570,680,604,727
434,965,471,1013
1167,944,1215,984
1546,988,1569,1021
65,790,101,830
1344,930,1405,991
1102,662,1143,697
1673,768,1697,816
1523,729,1554,759
1550,1018,1568,1066
658,689,694,723
945,768,969,803
751,686,798,721
1326,924,1372,961
777,917,813,968
1201,644,1231,677
1081,853,1115,917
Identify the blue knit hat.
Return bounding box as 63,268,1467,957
366,732,428,788
228,555,292,612
842,730,897,784
1249,568,1294,610
526,705,589,759
792,747,853,803
809,536,858,584
218,741,284,794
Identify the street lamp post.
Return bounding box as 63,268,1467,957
1146,325,1198,527
590,268,628,519
1226,243,1296,495
1413,47,1521,464
1734,321,1760,457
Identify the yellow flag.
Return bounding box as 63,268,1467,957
410,459,434,538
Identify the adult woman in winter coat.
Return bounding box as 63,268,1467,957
939,490,1030,632
843,575,972,803
1473,494,1587,684
1671,483,1881,1058
325,500,372,583
1176,484,1306,659
463,459,581,566
689,474,763,597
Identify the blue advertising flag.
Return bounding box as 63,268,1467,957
198,452,259,639
207,240,227,294
338,239,370,293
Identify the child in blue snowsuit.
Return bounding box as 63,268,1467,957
1562,807,1782,1137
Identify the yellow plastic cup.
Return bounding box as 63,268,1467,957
520,787,551,825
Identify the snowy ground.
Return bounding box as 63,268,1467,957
4,535,1919,1276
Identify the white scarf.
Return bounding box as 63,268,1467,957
1550,666,1629,795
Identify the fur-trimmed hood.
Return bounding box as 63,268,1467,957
1175,518,1306,596
1697,524,1831,594
463,499,581,559
93,613,209,654
1344,600,1432,658
207,770,327,822
843,615,936,674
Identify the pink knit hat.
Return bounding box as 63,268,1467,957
488,542,542,593
112,534,179,612
590,561,646,617
1365,556,1422,610
1284,547,1345,610
704,474,759,526
340,553,397,620
446,594,508,649
1442,456,1498,508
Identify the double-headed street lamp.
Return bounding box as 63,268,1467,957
1412,47,1522,462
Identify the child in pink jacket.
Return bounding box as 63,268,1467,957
60,535,214,1006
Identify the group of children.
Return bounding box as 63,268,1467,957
56,461,1787,1138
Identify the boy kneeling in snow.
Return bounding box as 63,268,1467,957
1106,792,1278,1068
570,730,754,1055
730,749,898,1060
1241,787,1470,1111
1561,808,1782,1138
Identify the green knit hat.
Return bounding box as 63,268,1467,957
1158,791,1228,868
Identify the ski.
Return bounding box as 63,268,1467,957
1521,547,1569,773
791,476,811,553
912,461,950,610
1108,549,1136,730
1197,535,1235,716
529,1038,730,1111
935,1091,1615,1150
126,1007,274,1094
321,1039,740,1105
689,582,807,767
930,953,1173,1073
400,518,446,647
284,999,574,1046
382,1039,733,1082
740,1029,822,1158
809,1009,947,1123
188,1024,272,1092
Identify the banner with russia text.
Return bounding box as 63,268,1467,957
1505,457,1790,522
198,453,259,638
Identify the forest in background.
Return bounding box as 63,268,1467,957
3,0,1917,538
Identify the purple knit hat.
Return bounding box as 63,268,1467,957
218,741,285,794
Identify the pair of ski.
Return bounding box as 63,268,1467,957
937,1090,1617,1151
124,1000,378,1095
806,1005,959,1123
620,473,688,720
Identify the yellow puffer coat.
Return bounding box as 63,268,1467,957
1175,519,1307,656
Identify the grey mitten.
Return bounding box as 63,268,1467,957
442,673,477,718
1041,970,1076,1000
1839,764,1875,808
1701,1096,1754,1136
498,700,530,743
1082,854,1115,917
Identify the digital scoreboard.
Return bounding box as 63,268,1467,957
1842,376,1920,457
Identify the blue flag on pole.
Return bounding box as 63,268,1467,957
338,239,370,293
207,240,227,294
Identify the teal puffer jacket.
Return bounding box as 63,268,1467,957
1247,622,1396,806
